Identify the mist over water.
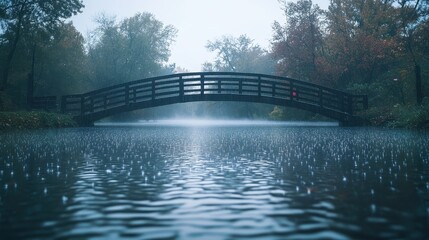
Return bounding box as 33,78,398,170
96,119,340,127
1,125,428,239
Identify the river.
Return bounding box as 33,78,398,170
1,122,428,239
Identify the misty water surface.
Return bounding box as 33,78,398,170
0,122,428,239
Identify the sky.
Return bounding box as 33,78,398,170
70,0,329,72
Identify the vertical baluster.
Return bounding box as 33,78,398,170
179,76,184,101
90,96,94,113
125,85,129,106
152,79,155,101
61,96,66,113
272,83,276,97
80,95,85,116
201,75,205,95
218,79,222,94
258,76,261,97
348,95,353,114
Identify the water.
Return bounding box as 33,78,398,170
1,123,428,239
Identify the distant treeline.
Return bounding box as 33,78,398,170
0,0,428,126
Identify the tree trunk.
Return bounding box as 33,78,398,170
0,33,20,91
0,5,24,91
27,45,36,110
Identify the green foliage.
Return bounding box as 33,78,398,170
88,13,177,88
269,106,285,120
0,111,77,130
387,101,429,129
359,99,429,129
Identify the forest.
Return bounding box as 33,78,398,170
0,0,428,127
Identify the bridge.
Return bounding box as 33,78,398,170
56,72,368,126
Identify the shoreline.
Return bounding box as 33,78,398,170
0,111,78,130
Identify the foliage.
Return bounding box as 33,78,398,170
0,111,77,130
272,0,429,127
0,0,84,91
272,0,324,82
269,106,285,120
87,13,177,88
387,100,429,129
204,34,275,74
34,23,89,96
360,101,429,129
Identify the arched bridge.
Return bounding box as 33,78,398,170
60,72,368,126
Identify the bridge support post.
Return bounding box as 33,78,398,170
60,96,66,113
200,75,205,96
179,76,184,102
125,85,130,106
218,79,221,94
258,76,261,98
80,95,85,117
151,79,155,103
272,83,276,97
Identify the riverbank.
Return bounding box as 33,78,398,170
0,111,78,130
360,102,429,129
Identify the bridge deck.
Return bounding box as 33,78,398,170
60,72,368,125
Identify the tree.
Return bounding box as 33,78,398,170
88,13,177,88
272,0,324,82
395,0,429,104
33,23,89,96
204,34,275,74
0,0,84,91
201,35,275,119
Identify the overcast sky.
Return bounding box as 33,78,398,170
70,0,329,72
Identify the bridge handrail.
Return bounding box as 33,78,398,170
60,72,368,119
69,72,352,98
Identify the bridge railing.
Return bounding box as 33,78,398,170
31,96,58,111
61,72,368,117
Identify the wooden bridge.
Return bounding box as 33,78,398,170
56,72,368,126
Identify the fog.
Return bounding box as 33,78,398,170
71,0,330,71
95,119,339,127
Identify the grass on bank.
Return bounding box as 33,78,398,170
0,111,78,130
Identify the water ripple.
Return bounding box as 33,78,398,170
0,126,428,239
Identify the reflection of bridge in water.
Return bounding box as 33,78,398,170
58,72,368,126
